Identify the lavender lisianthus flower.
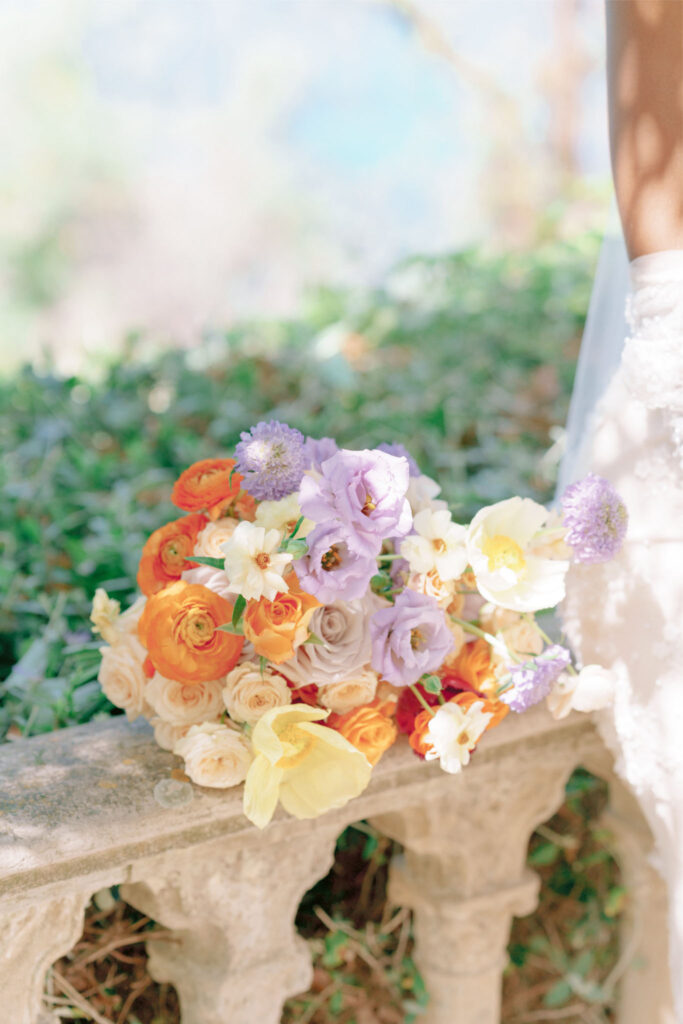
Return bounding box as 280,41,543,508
299,448,412,557
294,522,377,604
376,442,420,477
561,473,628,564
370,589,454,687
304,436,339,473
501,644,571,713
235,420,306,501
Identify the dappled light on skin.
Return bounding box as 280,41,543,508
607,0,683,258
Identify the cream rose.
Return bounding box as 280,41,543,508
319,669,379,714
194,517,237,559
281,593,386,688
223,661,292,725
502,620,544,657
174,723,253,789
146,674,226,726
98,636,152,721
152,717,192,752
479,604,520,634
405,569,456,609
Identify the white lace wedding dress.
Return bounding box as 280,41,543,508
561,242,683,1012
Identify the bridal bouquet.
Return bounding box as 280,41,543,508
91,422,627,828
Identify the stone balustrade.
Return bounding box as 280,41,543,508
0,706,675,1024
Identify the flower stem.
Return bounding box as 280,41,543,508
409,684,436,716
450,616,498,647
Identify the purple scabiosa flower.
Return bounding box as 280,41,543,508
294,522,377,604
299,449,412,557
501,644,571,713
370,589,455,687
235,420,306,501
304,436,339,473
561,473,628,564
376,442,420,477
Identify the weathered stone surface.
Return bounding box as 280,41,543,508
0,706,594,902
1,704,670,1024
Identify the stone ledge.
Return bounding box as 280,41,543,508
0,706,600,904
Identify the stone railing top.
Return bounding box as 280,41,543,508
0,707,598,903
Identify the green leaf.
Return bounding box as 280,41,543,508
280,537,308,559
604,885,626,918
191,555,225,570
232,594,246,627
216,622,244,635
304,632,326,646
421,674,442,694
543,980,572,1008
529,842,560,866
259,655,268,678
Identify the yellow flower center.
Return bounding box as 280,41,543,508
256,552,271,570
361,493,376,516
277,723,317,769
482,534,527,575
432,538,446,553
175,608,215,648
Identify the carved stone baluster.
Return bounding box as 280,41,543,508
371,736,582,1024
121,827,340,1024
0,890,91,1024
600,776,675,1024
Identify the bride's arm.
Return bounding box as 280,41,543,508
606,0,683,259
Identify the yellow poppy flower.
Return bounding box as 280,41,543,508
243,704,372,829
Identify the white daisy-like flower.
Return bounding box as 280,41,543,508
424,700,492,775
220,521,293,601
466,497,570,612
400,508,468,581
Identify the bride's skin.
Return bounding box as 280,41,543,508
606,0,683,259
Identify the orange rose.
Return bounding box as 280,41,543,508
452,691,509,731
243,575,320,664
138,581,243,684
409,708,434,758
443,638,496,694
137,513,207,596
329,699,397,766
172,458,243,515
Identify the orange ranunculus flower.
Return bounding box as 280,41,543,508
171,458,243,515
137,513,207,596
231,489,257,522
409,708,434,758
443,638,496,695
329,699,398,766
138,581,243,684
243,575,320,664
452,691,509,731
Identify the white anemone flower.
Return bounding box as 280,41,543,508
424,701,492,774
466,497,570,612
400,508,468,581
220,522,292,601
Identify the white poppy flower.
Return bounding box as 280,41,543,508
255,494,313,537
466,497,570,612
